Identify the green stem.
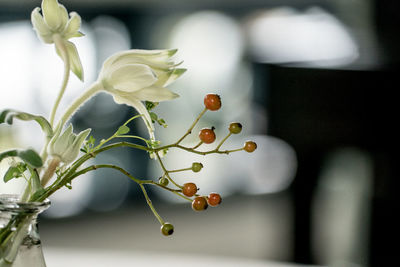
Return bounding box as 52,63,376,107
139,184,165,225
168,167,192,173
123,114,143,127
155,152,181,188
175,107,207,145
53,163,167,225
156,143,244,156
192,141,203,150
49,34,70,127
35,142,151,201
63,165,191,202
56,81,103,130
35,140,243,201
118,135,149,144
215,132,232,150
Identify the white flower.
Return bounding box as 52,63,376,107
48,124,91,164
31,0,84,80
97,49,186,140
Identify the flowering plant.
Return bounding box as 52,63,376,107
0,0,256,265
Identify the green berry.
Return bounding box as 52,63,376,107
161,223,174,236
192,162,203,172
229,122,242,134
159,177,169,186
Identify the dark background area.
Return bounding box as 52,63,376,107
1,0,399,266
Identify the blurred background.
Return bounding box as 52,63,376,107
0,0,399,266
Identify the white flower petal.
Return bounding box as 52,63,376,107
63,12,82,39
164,68,186,86
31,7,53,44
102,49,179,73
107,64,157,92
42,0,65,30
55,41,84,81
58,4,69,30
65,41,84,81
63,128,91,163
126,49,177,62
155,68,186,87
134,86,179,102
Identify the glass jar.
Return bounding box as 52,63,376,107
0,194,50,267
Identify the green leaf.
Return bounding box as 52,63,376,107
88,136,96,145
3,163,27,183
0,149,43,168
0,109,53,139
28,166,45,200
158,118,168,128
145,101,159,111
0,150,17,162
18,149,43,168
150,112,158,123
116,125,130,135
4,167,20,183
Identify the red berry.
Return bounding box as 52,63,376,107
161,223,174,236
207,193,222,207
182,182,197,197
192,196,208,211
244,141,257,152
204,94,221,111
199,128,216,144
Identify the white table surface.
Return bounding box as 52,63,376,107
45,247,320,267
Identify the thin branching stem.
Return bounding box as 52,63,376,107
155,152,182,189
175,107,207,144
215,132,232,150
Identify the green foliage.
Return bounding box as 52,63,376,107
0,109,53,139
27,166,45,199
81,135,96,153
18,149,43,168
145,101,167,127
145,101,159,111
116,125,130,135
150,112,168,128
3,163,27,183
0,149,43,168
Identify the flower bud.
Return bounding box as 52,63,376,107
31,0,84,80
48,124,91,164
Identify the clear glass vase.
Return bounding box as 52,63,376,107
0,194,50,267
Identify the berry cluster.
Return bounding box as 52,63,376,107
157,94,257,236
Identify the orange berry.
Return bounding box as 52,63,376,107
182,182,197,197
192,196,208,211
244,141,257,152
199,128,216,144
207,193,222,207
204,94,221,111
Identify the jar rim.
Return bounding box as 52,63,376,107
0,194,51,213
